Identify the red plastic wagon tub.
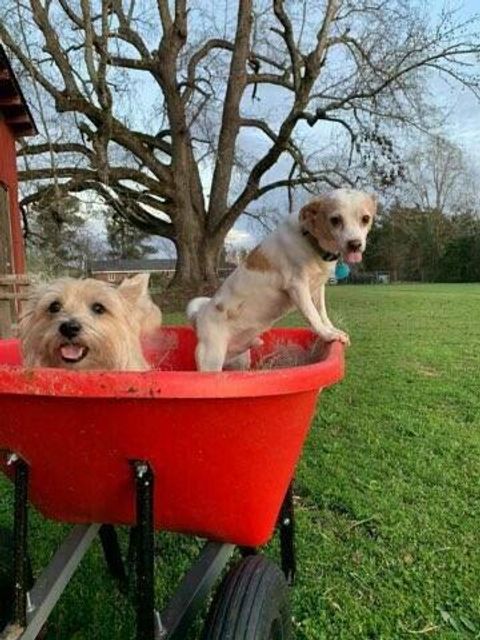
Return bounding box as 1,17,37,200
0,326,344,547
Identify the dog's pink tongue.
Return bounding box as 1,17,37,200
60,345,84,360
345,251,362,264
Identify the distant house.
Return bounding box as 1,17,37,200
342,270,391,285
376,272,390,284
88,256,238,284
87,258,177,283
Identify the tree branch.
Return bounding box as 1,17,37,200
183,38,233,103
157,0,173,33
272,0,302,90
246,72,294,91
256,174,341,198
18,142,94,160
322,45,480,114
208,0,253,228
19,166,173,197
220,0,341,232
30,0,79,94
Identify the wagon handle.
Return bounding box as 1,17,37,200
132,460,156,640
12,455,29,628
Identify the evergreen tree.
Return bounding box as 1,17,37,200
28,194,88,274
105,214,156,260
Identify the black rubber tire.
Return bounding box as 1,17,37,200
202,555,292,640
0,526,33,631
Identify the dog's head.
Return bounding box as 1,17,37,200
299,189,377,263
19,274,161,370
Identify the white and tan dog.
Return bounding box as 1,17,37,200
20,274,162,371
188,188,377,372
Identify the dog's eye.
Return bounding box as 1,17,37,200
330,216,342,227
91,302,106,315
362,215,371,225
48,300,61,314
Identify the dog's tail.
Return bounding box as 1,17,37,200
186,297,211,327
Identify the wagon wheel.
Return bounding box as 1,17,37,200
202,555,292,640
0,526,33,631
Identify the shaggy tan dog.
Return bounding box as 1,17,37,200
20,274,162,371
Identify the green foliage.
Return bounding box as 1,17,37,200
26,198,158,275
27,195,88,275
436,214,480,282
105,214,156,260
365,207,480,282
1,284,480,638
437,236,474,282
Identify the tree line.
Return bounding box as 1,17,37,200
364,206,480,283
2,0,480,290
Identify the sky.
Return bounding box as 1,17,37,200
226,0,480,247
8,0,480,253
426,0,479,161
81,0,480,253
442,91,480,163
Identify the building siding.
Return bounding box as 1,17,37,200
0,115,25,274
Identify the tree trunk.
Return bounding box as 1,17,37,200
170,218,225,291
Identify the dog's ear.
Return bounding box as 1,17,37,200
299,196,336,239
366,193,378,216
118,274,150,303
299,196,335,226
18,283,47,326
17,283,49,343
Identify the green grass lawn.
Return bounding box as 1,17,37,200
1,283,480,638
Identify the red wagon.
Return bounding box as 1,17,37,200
0,326,344,640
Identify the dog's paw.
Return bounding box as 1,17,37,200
321,328,350,346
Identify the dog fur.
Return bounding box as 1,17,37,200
188,188,377,372
20,274,162,371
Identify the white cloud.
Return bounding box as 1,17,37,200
226,227,255,247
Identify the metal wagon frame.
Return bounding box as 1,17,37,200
1,455,296,640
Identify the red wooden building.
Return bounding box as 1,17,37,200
0,45,37,337
0,44,37,277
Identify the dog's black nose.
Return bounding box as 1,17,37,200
59,320,82,339
347,240,362,251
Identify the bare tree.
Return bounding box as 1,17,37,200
406,136,477,214
1,0,479,289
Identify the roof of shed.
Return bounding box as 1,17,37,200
89,258,177,273
0,44,37,137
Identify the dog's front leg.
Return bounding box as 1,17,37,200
318,284,351,343
289,281,350,345
318,284,334,327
